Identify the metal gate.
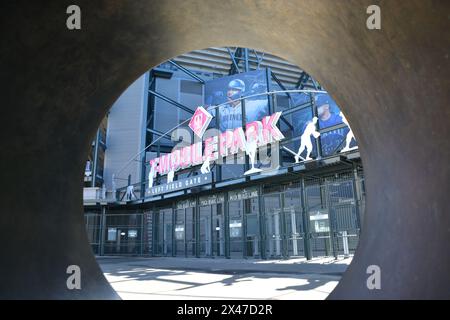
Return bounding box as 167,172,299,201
305,177,361,258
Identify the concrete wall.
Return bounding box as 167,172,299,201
104,73,149,189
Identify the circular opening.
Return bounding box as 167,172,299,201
84,47,364,300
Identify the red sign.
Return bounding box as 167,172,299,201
189,106,212,138
150,112,285,176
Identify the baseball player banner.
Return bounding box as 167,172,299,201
314,93,344,129
313,93,358,156
204,69,269,132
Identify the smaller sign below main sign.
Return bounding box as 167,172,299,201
177,199,197,210
107,228,117,241
148,173,212,197
199,193,225,206
128,230,138,238
228,187,259,201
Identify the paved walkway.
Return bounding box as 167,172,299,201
98,256,351,300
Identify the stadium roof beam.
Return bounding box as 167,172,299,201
243,48,249,72
253,49,265,69
226,47,241,75
311,78,321,90
167,59,205,84
271,71,294,104
146,128,172,140
295,71,306,89
280,116,294,131
295,71,309,89
148,89,194,115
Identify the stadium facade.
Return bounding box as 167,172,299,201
83,47,365,260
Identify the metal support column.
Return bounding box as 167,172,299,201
311,94,323,160
91,129,100,187
148,89,194,115
271,71,294,105
184,208,188,258
195,197,200,258
224,193,230,258
280,190,288,259
243,48,249,72
152,210,157,256
300,177,312,260
352,165,362,233
226,47,241,75
258,185,266,259
140,154,146,199
210,205,214,258
266,68,274,114
172,204,176,257
326,180,339,259
295,71,308,90
168,59,205,84
99,205,107,256
140,212,144,255
242,199,248,259
241,99,250,173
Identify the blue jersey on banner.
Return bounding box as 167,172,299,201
219,103,243,132
319,113,343,129
204,69,269,132
320,127,348,156
217,98,268,132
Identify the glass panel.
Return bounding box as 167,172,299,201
328,180,359,255
291,93,311,108
212,204,225,257
306,184,332,257
245,198,260,258
220,154,245,181
154,208,173,256
85,213,101,254
229,200,244,258
283,187,304,257
103,213,143,255
264,193,282,258
175,209,185,256
153,78,195,141
185,207,196,257
156,212,164,255
290,107,313,140
199,206,212,257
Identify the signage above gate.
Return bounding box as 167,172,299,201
228,187,259,201
199,193,225,206
148,173,212,197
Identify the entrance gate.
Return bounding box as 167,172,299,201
305,177,361,258
263,184,306,259
263,175,361,259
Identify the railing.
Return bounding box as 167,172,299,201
83,187,116,203
115,182,144,202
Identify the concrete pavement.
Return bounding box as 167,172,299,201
98,256,351,300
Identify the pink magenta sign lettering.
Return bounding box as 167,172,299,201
150,112,284,176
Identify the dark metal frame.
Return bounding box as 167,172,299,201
168,59,205,84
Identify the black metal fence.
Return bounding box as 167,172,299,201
86,170,364,259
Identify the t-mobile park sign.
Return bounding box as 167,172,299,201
149,111,285,176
